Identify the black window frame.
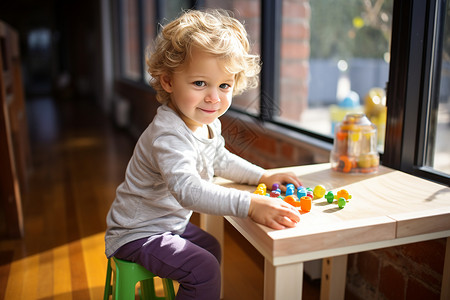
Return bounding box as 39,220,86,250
384,0,449,185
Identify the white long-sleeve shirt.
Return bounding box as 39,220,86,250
105,104,265,257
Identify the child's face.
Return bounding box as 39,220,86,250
162,47,235,132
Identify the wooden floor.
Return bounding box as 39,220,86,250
0,97,321,299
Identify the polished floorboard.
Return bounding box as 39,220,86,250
0,97,320,299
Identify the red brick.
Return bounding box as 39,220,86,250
357,251,380,288
279,110,299,123
253,135,277,155
281,41,310,59
405,277,440,300
347,253,357,272
234,0,260,18
281,60,309,79
282,21,310,40
372,244,442,292
400,239,445,274
282,1,310,19
280,143,294,160
242,20,260,47
279,82,309,112
377,246,402,262
379,264,406,300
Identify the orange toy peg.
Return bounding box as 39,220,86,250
284,195,301,208
339,155,353,173
300,196,312,212
336,189,352,201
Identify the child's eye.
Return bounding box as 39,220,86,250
193,81,206,87
220,83,231,89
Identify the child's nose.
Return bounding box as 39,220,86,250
205,89,220,103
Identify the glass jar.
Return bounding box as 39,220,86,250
330,113,379,173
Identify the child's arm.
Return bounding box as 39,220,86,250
248,194,301,229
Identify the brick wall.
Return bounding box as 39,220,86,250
220,111,446,300
347,240,446,300
280,0,310,123
220,111,330,169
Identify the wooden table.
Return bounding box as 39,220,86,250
202,163,450,300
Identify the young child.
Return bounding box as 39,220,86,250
105,9,302,299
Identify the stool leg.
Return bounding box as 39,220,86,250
162,278,176,300
140,278,157,299
114,269,139,300
103,259,113,300
111,257,176,300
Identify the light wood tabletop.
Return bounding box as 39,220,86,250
207,163,450,300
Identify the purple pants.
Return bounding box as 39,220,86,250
114,222,221,300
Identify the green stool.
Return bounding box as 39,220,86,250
103,257,176,300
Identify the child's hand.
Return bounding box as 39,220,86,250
259,171,302,192
248,194,301,230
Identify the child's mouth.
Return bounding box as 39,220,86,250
199,108,217,114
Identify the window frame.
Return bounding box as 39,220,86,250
384,0,449,185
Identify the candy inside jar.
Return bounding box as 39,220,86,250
330,113,379,173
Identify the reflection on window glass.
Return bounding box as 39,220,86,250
278,0,391,150
162,0,193,24
143,0,156,86
27,28,52,94
120,0,141,81
427,1,450,174
204,0,261,115
143,1,193,85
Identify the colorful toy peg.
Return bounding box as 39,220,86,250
335,189,352,201
286,184,295,196
325,191,335,203
306,190,314,199
254,183,267,195
286,183,295,190
270,190,281,198
300,196,312,212
297,186,307,198
313,185,326,199
339,155,354,173
286,183,295,195
271,183,280,191
284,195,301,208
338,197,346,209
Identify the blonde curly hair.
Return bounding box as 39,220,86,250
146,9,261,104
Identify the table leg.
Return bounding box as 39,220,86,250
264,259,303,300
200,214,224,298
441,237,450,300
320,255,348,300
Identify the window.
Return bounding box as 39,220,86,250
118,0,141,81
113,0,450,185
275,0,392,150
201,0,262,114
117,0,198,84
385,0,449,184
424,0,450,175
143,0,157,85
160,0,193,24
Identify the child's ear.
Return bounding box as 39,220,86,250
160,74,173,93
